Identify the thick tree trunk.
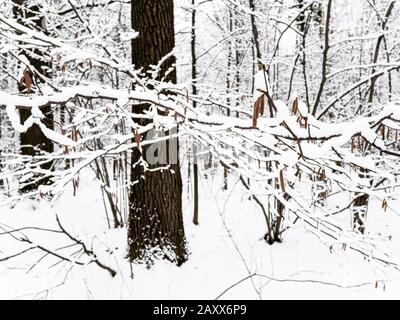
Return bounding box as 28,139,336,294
13,1,54,192
128,0,187,266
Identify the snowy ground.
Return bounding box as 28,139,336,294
0,168,400,300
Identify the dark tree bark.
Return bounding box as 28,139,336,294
248,0,262,68
311,0,333,116
13,1,54,192
130,0,177,84
128,0,187,266
295,0,312,109
191,0,199,225
223,7,233,191
367,1,396,106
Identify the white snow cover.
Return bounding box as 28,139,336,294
1,0,400,301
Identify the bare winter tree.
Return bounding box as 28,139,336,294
128,0,187,266
12,0,54,192
191,0,200,226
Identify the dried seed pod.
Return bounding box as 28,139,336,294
292,97,299,115
134,131,141,149
253,95,265,128
279,170,286,193
22,68,33,91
